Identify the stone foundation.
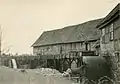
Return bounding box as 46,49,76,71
103,52,120,84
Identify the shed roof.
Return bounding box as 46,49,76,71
32,19,102,47
96,3,120,28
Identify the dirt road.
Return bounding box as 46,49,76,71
0,66,75,84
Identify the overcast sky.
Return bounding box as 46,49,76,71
0,0,119,54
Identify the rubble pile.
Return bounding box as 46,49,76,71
62,68,72,77
40,68,62,77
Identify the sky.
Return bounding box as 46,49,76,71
0,0,119,55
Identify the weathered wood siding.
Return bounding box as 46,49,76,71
33,41,97,55
33,45,61,55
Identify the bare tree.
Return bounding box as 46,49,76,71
0,26,2,56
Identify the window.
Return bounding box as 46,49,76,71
105,26,109,34
110,23,114,40
102,36,105,43
101,23,114,43
102,28,105,36
85,43,89,51
60,45,62,54
115,52,120,62
101,28,105,43
73,44,76,50
70,43,72,50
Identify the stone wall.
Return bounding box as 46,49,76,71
107,53,120,84
100,17,120,83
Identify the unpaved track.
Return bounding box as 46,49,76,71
0,67,75,84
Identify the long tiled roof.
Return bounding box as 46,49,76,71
32,19,102,47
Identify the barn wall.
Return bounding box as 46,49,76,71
33,41,97,55
33,45,61,55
